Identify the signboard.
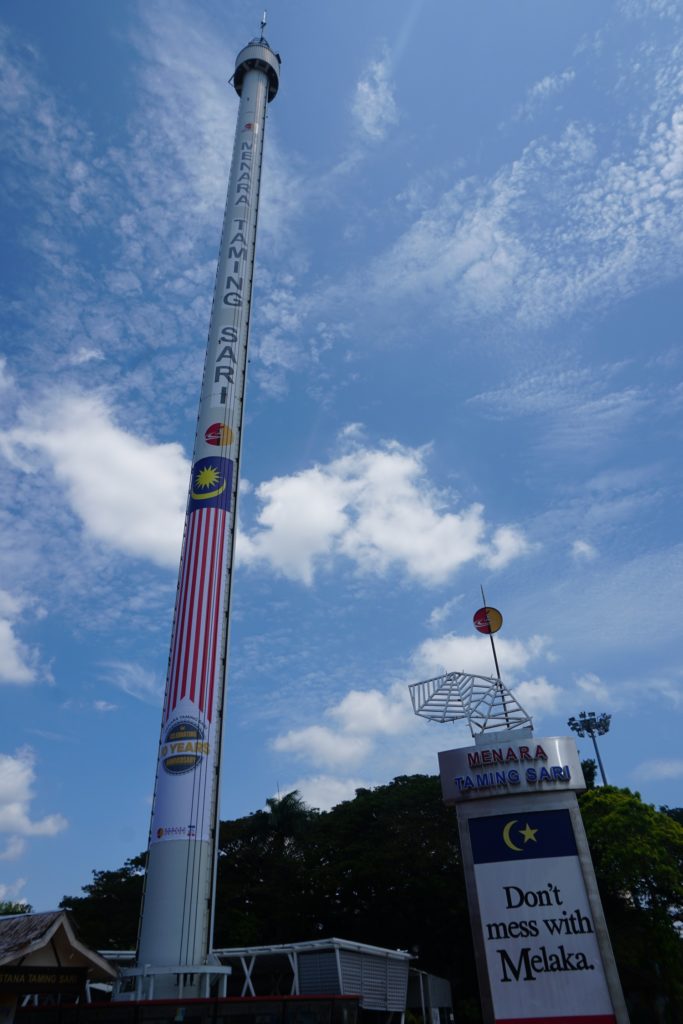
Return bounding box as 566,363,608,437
455,789,628,1024
439,736,585,804
468,808,615,1022
0,966,86,994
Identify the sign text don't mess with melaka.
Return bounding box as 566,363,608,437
465,807,618,1023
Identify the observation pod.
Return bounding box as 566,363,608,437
114,32,280,1003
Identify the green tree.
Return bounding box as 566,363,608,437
215,790,317,947
308,776,469,977
662,806,683,829
0,901,32,915
60,853,145,950
581,757,598,789
580,786,683,1023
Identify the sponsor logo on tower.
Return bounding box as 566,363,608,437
160,719,209,775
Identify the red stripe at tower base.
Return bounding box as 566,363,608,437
496,1015,616,1023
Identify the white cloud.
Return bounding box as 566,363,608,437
272,726,372,769
515,69,576,120
620,0,681,20
413,632,549,678
0,620,37,685
372,88,683,328
239,440,529,585
64,347,104,367
238,466,348,584
641,676,683,708
0,356,13,391
0,836,26,861
0,591,41,686
0,748,67,844
428,596,463,627
128,2,301,253
93,700,117,713
352,52,398,140
101,661,162,703
471,363,651,457
280,775,373,812
576,672,611,700
636,758,683,780
485,526,533,569
329,688,414,736
529,69,576,102
572,539,598,561
515,676,562,714
0,393,188,568
339,422,365,442
0,878,27,903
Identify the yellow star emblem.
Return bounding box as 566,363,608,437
520,822,538,844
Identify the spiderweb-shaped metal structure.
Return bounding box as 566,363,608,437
409,670,533,736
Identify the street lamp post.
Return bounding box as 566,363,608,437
568,711,612,786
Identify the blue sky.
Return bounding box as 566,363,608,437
1,0,683,913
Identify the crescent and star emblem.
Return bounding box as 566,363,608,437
191,464,227,500
502,819,538,852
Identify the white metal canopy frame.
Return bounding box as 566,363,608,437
409,670,533,735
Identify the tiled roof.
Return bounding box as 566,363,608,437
0,911,116,979
0,911,63,959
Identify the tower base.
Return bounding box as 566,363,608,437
112,964,231,1001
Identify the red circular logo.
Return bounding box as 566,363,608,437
205,422,233,446
473,606,503,634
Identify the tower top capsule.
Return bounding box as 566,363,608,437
233,34,281,102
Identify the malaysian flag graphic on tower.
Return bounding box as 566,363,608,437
164,456,233,724
149,455,234,847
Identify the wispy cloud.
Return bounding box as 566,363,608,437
428,596,464,627
352,51,398,140
635,758,683,780
470,362,651,458
101,661,163,704
619,0,682,21
371,82,683,328
572,539,598,562
94,700,118,713
513,69,576,120
0,3,303,423
576,672,612,701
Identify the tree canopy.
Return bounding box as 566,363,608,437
579,786,683,1021
0,900,32,915
61,854,146,950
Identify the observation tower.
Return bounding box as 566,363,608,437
114,23,280,1001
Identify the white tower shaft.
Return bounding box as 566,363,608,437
120,36,280,1000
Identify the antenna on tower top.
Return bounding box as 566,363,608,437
260,10,267,37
